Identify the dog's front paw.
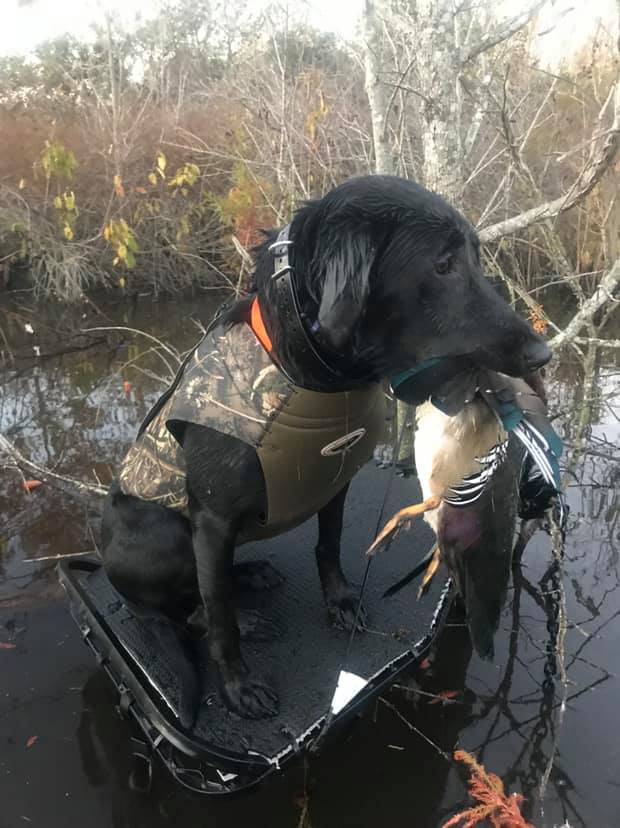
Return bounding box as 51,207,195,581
326,586,367,631
221,672,279,719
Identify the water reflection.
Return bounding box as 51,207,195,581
0,294,618,827
0,293,222,599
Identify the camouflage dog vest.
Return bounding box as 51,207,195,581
118,300,385,542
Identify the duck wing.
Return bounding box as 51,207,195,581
477,370,567,531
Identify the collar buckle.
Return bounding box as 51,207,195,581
270,225,293,280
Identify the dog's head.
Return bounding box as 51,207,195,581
280,175,550,381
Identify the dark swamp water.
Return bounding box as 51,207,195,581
1,290,618,828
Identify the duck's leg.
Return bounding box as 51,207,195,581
417,545,442,599
366,495,441,556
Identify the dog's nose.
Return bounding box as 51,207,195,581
524,339,552,371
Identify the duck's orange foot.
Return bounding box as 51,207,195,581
366,495,441,556
418,545,442,599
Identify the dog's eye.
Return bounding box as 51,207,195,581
435,256,452,275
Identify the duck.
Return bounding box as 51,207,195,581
367,360,566,659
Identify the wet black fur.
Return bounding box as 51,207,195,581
101,175,551,727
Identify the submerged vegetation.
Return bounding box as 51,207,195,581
443,751,534,828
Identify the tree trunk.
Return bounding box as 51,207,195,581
362,0,465,463
363,0,396,175
364,0,413,460
105,14,122,180
415,0,463,204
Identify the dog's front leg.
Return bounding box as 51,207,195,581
315,483,366,630
191,509,279,719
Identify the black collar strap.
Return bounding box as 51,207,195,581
269,224,294,281
269,225,356,389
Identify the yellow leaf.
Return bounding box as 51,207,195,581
18,178,26,190
63,225,74,240
53,196,62,209
117,243,127,261
64,191,76,211
176,215,190,241
148,172,157,186
319,89,329,117
119,276,126,289
103,225,111,241
157,152,167,174
113,256,120,266
113,175,125,198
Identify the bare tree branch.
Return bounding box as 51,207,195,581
572,336,620,349
479,77,619,243
461,1,547,65
550,258,620,350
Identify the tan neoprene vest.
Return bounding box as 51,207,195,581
118,305,386,542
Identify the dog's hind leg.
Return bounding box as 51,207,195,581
100,484,203,729
315,483,367,631
101,483,199,616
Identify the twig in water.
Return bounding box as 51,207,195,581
23,550,98,563
295,756,313,828
538,511,569,814
80,326,182,365
392,684,463,704
86,521,101,556
0,435,106,497
379,697,453,762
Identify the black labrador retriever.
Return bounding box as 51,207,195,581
101,175,551,726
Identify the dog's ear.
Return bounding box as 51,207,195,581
316,233,376,350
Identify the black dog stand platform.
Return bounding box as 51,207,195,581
58,465,452,795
